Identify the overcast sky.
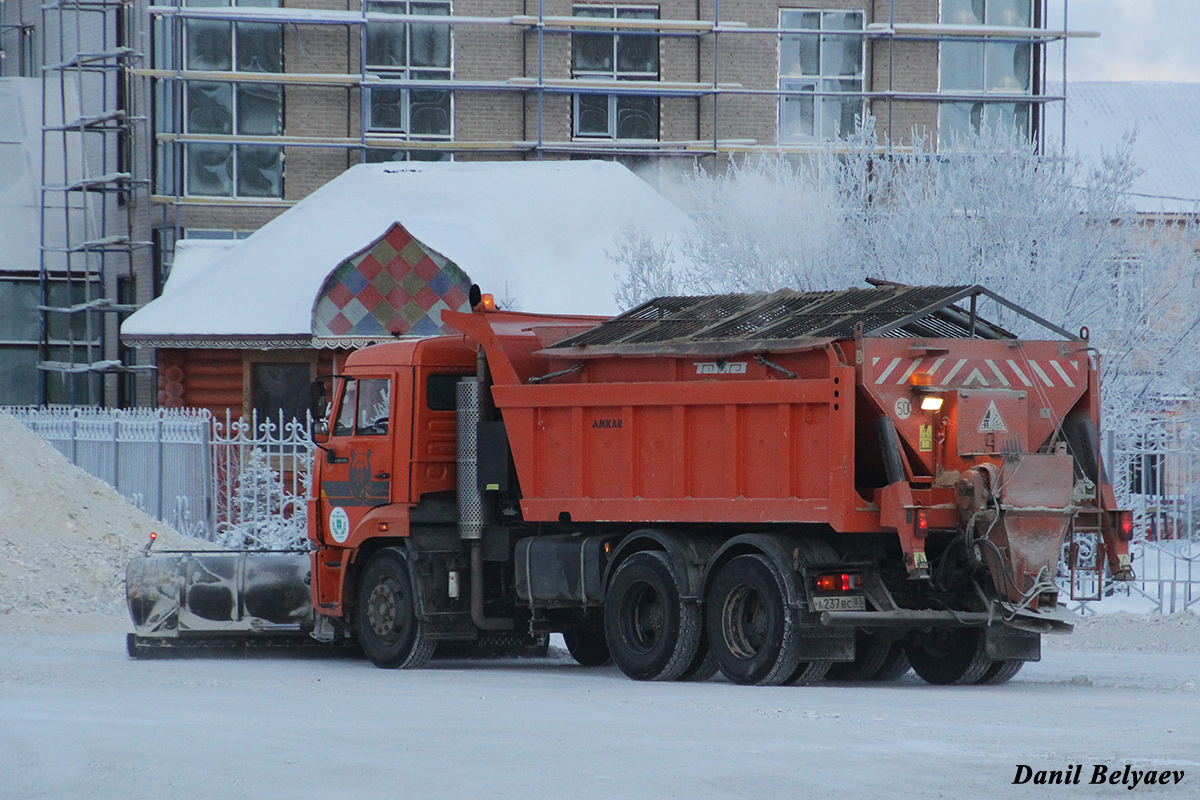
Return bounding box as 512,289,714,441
1045,0,1200,82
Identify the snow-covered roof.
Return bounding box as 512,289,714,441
1048,81,1200,214
122,161,696,347
160,239,237,297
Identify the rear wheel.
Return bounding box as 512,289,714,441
356,548,434,669
869,642,911,682
784,659,832,686
904,627,991,685
564,619,612,666
706,554,801,686
975,659,1024,685
604,551,702,681
826,632,892,681
678,636,719,682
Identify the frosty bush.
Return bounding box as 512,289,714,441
613,119,1200,427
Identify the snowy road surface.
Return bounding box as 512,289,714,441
3,634,1198,800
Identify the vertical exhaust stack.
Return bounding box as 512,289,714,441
456,378,486,542
457,373,514,631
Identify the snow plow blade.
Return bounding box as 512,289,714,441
126,551,314,652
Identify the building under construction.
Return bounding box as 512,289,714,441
0,0,1086,407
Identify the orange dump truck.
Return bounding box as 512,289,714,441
128,284,1133,685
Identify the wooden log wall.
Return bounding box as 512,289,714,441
158,348,345,420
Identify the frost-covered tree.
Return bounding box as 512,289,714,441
216,448,310,550
612,119,1200,425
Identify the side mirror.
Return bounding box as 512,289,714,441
310,380,327,421
313,419,329,443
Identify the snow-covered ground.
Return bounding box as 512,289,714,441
2,626,1198,800
4,410,1199,798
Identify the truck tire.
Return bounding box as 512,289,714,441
356,548,434,669
564,621,612,666
706,554,802,686
904,627,992,685
785,659,832,686
975,659,1024,685
868,642,911,682
826,632,892,681
678,641,719,682
604,551,702,681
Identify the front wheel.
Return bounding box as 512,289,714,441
564,618,612,666
706,554,802,686
356,548,434,669
604,551,701,681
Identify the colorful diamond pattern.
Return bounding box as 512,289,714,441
314,222,472,339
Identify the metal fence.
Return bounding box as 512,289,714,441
5,405,1200,608
4,406,311,550
1092,423,1200,614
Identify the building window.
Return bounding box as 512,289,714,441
181,0,284,197
253,362,313,427
571,4,660,141
364,148,451,163
365,1,452,141
184,0,283,73
183,228,256,239
0,276,101,404
938,0,1034,143
778,9,865,144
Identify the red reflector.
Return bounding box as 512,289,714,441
816,574,837,592
1119,511,1133,541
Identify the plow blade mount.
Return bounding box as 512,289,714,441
126,551,315,641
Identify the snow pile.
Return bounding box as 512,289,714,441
0,412,215,631
1049,611,1200,653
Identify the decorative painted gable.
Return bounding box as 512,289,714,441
312,223,472,338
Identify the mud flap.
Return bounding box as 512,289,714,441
985,624,1041,662
796,623,856,662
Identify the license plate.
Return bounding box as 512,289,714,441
811,595,866,612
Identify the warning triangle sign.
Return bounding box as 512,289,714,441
978,401,1008,433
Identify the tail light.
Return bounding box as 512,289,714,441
915,509,929,538
1119,510,1134,541
815,572,864,593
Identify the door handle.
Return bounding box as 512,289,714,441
374,472,390,480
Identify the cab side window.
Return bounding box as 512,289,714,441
332,379,358,437
330,378,391,436
355,379,391,435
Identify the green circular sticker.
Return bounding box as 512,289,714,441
328,507,350,544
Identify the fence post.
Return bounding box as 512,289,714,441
1106,429,1114,483
155,411,165,520
112,410,120,497
203,412,215,541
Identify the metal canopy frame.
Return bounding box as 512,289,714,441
549,283,1080,356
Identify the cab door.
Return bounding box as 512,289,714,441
317,371,411,546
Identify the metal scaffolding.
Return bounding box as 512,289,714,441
138,1,1087,211
39,0,154,405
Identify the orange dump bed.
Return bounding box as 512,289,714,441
445,285,1104,541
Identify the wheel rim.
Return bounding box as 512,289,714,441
620,581,664,655
917,628,958,659
721,584,769,660
366,578,404,641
